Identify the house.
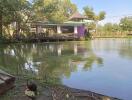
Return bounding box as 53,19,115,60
30,12,88,38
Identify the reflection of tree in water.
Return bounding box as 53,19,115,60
84,54,103,71
37,56,78,84
0,42,103,84
0,44,27,74
119,41,132,60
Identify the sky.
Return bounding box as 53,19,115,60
71,0,132,24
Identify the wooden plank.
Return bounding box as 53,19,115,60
0,69,15,95
0,80,4,84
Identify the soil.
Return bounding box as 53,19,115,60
0,78,121,100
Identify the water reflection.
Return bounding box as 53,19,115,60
0,42,103,84
118,39,132,59
2,39,132,99
91,38,132,60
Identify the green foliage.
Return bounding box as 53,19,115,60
0,0,77,39
0,0,31,38
99,17,132,37
32,0,58,21
120,17,132,31
112,24,121,32
97,17,132,36
83,6,95,20
33,0,77,23
97,23,122,34
87,22,96,30
0,0,30,24
99,17,132,35
83,6,106,21
0,42,103,84
103,23,113,32
98,11,106,21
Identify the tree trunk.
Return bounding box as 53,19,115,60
0,11,2,38
16,21,21,34
95,21,98,36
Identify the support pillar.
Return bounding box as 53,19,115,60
38,26,42,34
57,25,61,34
74,26,78,34
36,25,38,34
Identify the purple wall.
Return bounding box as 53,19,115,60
77,25,85,37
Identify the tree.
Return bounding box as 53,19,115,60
0,10,2,37
103,23,113,32
83,6,106,21
32,0,77,23
83,6,106,34
97,11,106,21
96,23,121,36
87,22,96,30
0,0,77,39
51,0,77,23
120,17,132,32
112,24,121,32
32,0,58,22
0,0,31,38
83,6,95,20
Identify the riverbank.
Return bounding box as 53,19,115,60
0,35,81,44
0,77,121,100
1,33,132,44
92,36,132,38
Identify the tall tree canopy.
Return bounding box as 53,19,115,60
83,6,106,21
0,0,77,38
83,6,95,20
0,0,31,37
120,17,132,31
32,0,77,23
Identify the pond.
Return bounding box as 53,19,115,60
0,39,132,100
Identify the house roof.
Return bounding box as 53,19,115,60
31,21,88,27
64,21,87,25
69,11,87,20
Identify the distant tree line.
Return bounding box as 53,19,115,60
95,17,132,37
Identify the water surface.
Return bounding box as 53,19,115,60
0,39,132,100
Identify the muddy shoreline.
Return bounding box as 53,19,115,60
0,78,121,100
0,76,121,100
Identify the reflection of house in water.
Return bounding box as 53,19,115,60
54,43,87,56
56,44,79,56
30,12,88,39
74,44,77,55
57,45,62,56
